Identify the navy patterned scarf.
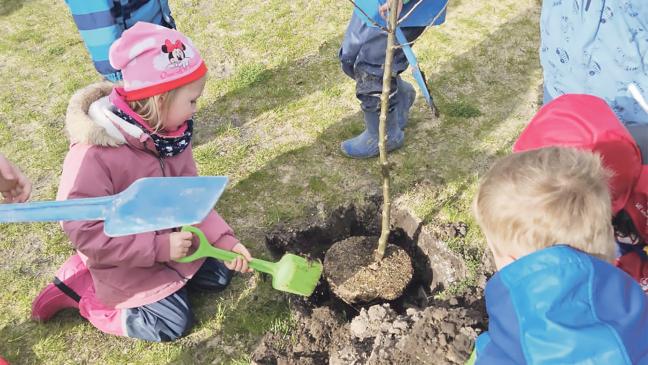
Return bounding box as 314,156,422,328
113,108,193,157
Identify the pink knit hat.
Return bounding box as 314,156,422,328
109,22,207,101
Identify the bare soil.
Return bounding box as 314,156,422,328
324,236,413,303
253,197,491,365
251,287,486,365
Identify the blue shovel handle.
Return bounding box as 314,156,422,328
395,28,433,108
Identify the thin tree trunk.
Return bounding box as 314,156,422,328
374,0,400,262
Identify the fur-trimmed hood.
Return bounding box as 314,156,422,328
65,82,147,147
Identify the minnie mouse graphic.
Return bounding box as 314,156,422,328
161,39,190,69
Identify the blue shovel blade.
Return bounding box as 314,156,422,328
104,176,228,237
0,177,229,237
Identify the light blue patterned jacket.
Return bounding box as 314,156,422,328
541,0,648,124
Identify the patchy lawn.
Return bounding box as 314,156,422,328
0,0,542,363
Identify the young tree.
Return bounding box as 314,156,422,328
374,0,401,261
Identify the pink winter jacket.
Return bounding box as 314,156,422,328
57,82,238,309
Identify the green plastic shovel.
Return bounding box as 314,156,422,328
177,225,323,296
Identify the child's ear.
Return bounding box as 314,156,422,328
156,95,167,117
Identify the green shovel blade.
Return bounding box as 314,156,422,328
178,226,322,296
271,253,323,296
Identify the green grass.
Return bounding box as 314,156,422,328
0,0,543,363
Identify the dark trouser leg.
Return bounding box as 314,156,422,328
353,25,425,114
122,259,232,342
339,14,425,158
123,287,193,342
187,258,233,292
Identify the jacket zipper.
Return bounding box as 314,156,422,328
158,156,166,177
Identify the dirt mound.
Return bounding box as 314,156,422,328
251,288,486,365
254,198,491,364
252,306,344,365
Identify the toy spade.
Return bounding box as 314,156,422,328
177,225,323,296
0,177,228,237
351,0,449,109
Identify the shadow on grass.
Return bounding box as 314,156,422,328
0,0,28,17
192,36,346,146
0,311,86,364
0,321,39,364
168,10,540,363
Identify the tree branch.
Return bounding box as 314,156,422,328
374,0,400,262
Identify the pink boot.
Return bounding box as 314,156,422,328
31,254,93,321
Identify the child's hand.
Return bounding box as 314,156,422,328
0,153,31,203
379,0,403,20
170,231,194,260
225,242,253,273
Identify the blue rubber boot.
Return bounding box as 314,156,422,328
397,79,416,130
341,109,404,159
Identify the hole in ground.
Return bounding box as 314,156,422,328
253,196,489,365
264,196,433,316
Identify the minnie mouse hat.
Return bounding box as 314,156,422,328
109,22,207,101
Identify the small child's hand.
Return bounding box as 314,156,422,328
170,231,194,260
225,242,253,273
0,153,31,203
378,0,403,20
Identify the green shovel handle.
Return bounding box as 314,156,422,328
176,225,238,262
176,225,276,275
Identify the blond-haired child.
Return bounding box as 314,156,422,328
31,22,251,342
467,147,648,364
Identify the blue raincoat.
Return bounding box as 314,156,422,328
468,245,648,364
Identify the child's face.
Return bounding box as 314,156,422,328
161,76,207,132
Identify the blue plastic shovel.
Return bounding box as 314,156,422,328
352,0,449,109
0,176,228,237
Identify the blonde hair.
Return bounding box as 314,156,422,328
127,88,179,132
473,147,615,261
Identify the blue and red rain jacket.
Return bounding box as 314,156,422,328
469,245,648,364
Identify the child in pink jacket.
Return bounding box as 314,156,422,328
31,22,252,342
